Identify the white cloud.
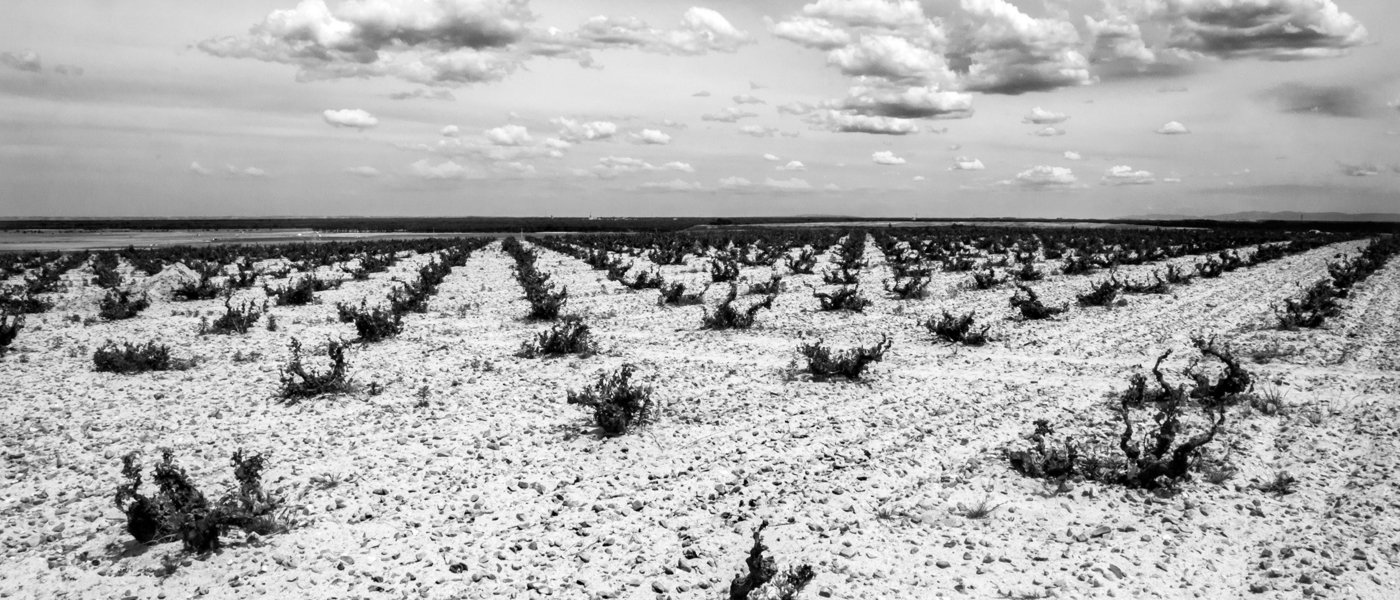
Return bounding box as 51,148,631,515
189,162,213,176
872,151,906,165
804,110,919,135
639,179,703,191
951,156,985,170
1341,163,1379,177
441,125,460,137
1,49,41,72
1101,165,1155,185
953,0,1093,94
768,16,852,50
629,129,672,145
1011,165,1077,187
497,161,536,175
552,118,617,142
345,166,381,177
1162,177,1183,183
411,159,468,180
53,64,84,76
766,177,812,190
485,124,532,146
777,101,817,116
762,153,781,161
692,90,712,97
543,137,572,150
733,94,766,105
323,108,378,129
739,125,781,138
913,175,926,181
390,88,455,101
1023,107,1068,124
226,164,269,178
827,34,952,83
701,107,759,122
1156,121,1190,134
719,176,753,188
837,85,973,119
568,7,754,56
1152,0,1367,61
1086,13,1155,65
802,0,930,31
1033,126,1066,137
1063,151,1082,160
777,160,806,171
660,161,695,173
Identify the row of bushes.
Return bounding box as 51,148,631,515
1276,235,1398,330
501,238,567,320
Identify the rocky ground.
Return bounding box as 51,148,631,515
1,234,1397,599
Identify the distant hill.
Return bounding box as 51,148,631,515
1124,211,1400,222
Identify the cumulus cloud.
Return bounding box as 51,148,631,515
827,34,952,83
345,166,382,177
738,125,780,138
1153,0,1367,61
552,117,617,141
484,124,532,146
951,0,1094,94
692,90,711,97
639,179,703,191
53,64,84,76
322,108,378,129
439,125,460,138
1101,165,1155,185
660,161,694,173
1033,126,1066,137
719,176,753,188
200,2,750,86
1064,151,1082,160
913,175,926,181
390,88,455,101
1156,120,1190,134
837,85,973,119
629,129,672,145
804,109,919,135
733,94,766,105
1340,162,1380,177
496,161,536,175
762,153,780,161
951,156,985,170
701,107,758,122
1086,12,1155,66
586,156,692,178
768,16,853,50
227,165,269,178
1,49,41,72
777,160,806,171
411,159,469,180
1023,107,1068,124
872,150,906,165
189,162,213,176
766,177,812,190
777,101,817,116
1011,165,1077,188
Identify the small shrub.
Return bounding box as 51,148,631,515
1194,257,1224,278
339,301,403,342
266,314,278,332
1274,280,1340,330
620,269,664,291
93,340,192,374
171,273,226,302
1256,471,1297,495
728,521,815,600
942,256,976,272
710,257,740,283
566,364,653,436
925,310,988,346
971,268,1005,290
0,310,24,357
1061,255,1094,275
518,316,598,358
114,449,286,553
813,285,870,312
1014,262,1044,282
1121,272,1169,295
797,335,891,381
91,253,124,289
201,297,266,335
99,289,151,321
265,277,316,306
1010,285,1066,320
1162,264,1194,285
525,285,568,320
883,275,929,300
658,281,707,306
278,338,353,401
703,284,775,330
784,249,817,274
821,266,859,285
747,274,783,296
1076,278,1121,308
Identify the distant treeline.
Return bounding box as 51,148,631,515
1,216,1396,234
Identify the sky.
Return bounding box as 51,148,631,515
1,0,1398,219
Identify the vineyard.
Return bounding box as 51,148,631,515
1,225,1398,599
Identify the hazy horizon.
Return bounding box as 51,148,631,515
3,0,1399,218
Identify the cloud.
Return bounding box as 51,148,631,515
777,101,817,116
738,125,781,138
872,151,906,165
322,108,379,129
777,160,806,171
801,0,934,33
1,49,41,72
629,129,672,145
660,161,694,173
227,165,269,178
345,166,382,177
762,153,780,161
950,0,1094,94
827,34,952,83
692,90,711,97
701,107,758,122
1153,0,1367,61
1258,83,1370,118
568,7,754,55
587,156,692,178
1033,126,1066,137
484,124,532,146
552,117,617,141
1011,165,1077,188
912,175,926,181
53,64,84,76
1063,150,1082,160
639,179,703,191
441,125,460,137
496,161,536,175
1086,12,1155,66
1340,162,1380,177
765,177,812,190
1101,165,1155,185
732,94,766,105
189,162,213,176
951,156,985,170
1156,120,1190,134
719,176,752,188
390,88,455,101
1023,107,1068,124
837,85,973,119
768,16,852,50
804,110,919,135
411,159,468,180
